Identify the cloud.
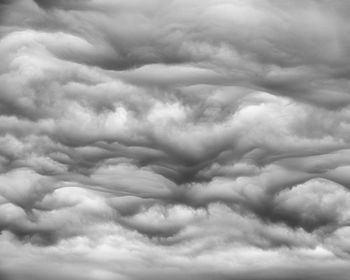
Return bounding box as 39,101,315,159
1,0,350,279
274,178,350,231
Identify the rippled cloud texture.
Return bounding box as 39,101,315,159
1,0,350,279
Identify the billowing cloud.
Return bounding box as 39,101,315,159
1,0,350,279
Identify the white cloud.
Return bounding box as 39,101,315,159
1,0,350,279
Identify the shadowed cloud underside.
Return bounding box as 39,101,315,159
1,1,350,279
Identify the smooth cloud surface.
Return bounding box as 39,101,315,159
1,0,350,279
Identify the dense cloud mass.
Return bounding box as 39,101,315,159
1,0,350,279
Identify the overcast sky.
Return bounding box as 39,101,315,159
1,0,350,279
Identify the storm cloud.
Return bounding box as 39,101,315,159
1,0,350,279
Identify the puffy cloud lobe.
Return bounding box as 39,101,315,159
274,179,350,230
1,0,350,279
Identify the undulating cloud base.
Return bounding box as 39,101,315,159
1,1,350,279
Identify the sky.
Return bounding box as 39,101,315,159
1,0,350,279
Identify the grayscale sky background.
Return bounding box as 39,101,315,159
1,1,350,279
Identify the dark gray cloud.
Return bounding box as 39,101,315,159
1,0,350,279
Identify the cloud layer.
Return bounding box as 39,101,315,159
1,0,350,279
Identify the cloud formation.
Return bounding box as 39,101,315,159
1,0,350,279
